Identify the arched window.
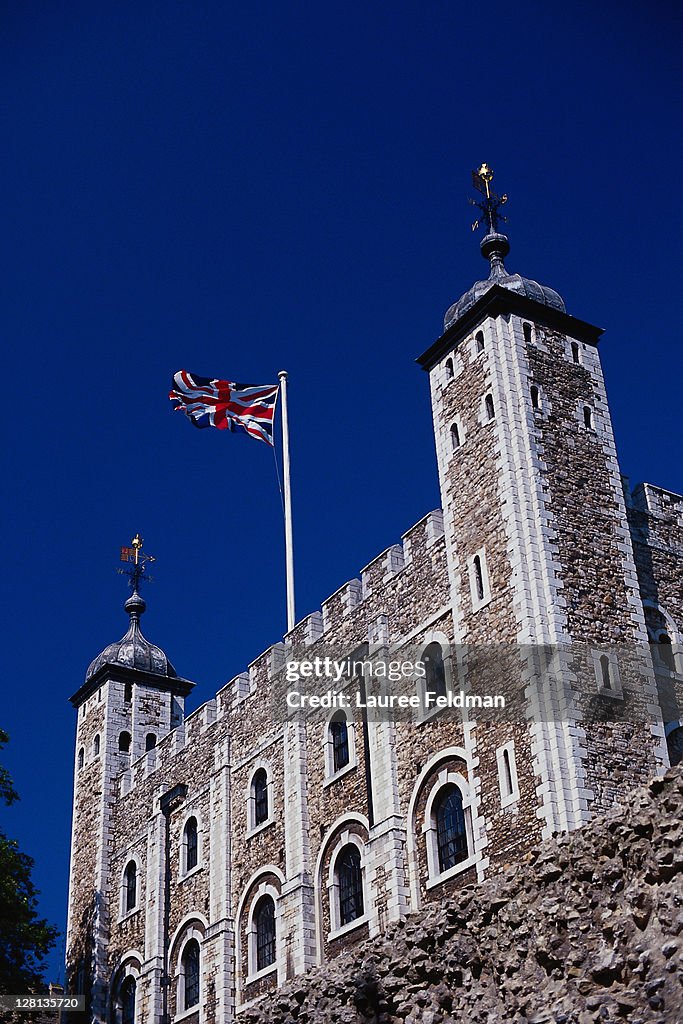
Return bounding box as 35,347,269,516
145,733,157,752
571,341,580,364
184,817,198,872
77,748,84,770
485,394,495,421
336,845,363,926
423,642,447,699
451,423,461,450
330,715,350,773
124,861,137,912
583,406,593,429
599,654,612,689
119,731,131,753
435,785,468,872
115,975,136,1024
445,357,454,380
523,322,532,344
530,385,540,410
475,330,485,353
182,939,200,1010
658,634,676,672
254,895,276,971
252,768,269,826
93,734,100,757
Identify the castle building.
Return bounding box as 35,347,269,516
65,170,683,1024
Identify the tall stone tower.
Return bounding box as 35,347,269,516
417,165,668,845
66,564,194,1020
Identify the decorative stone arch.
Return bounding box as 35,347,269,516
109,952,142,1024
245,760,275,835
421,768,476,884
415,631,454,715
322,706,357,783
178,808,204,877
118,852,142,920
643,600,681,673
169,917,207,1020
314,813,370,960
406,746,483,910
234,866,285,1004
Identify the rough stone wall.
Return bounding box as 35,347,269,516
240,766,683,1024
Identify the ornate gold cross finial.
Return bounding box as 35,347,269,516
118,534,155,589
469,163,508,233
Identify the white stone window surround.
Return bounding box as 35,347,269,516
450,416,465,451
326,830,369,940
245,880,280,985
111,955,142,1023
118,854,142,922
178,809,204,881
423,769,477,889
322,707,358,786
592,649,623,699
235,866,286,1002
481,392,496,424
496,741,520,808
173,926,204,1021
467,547,492,611
246,762,276,838
567,338,584,364
415,632,455,724
472,329,486,359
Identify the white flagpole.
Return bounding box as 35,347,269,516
278,370,296,632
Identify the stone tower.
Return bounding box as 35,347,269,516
417,166,668,850
66,584,194,1019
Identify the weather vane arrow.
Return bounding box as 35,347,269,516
117,533,155,590
469,162,508,234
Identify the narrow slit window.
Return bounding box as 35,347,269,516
599,654,611,689
473,555,485,602
530,385,540,410
124,861,137,912
523,323,532,344
451,423,461,450
119,731,131,753
93,734,100,757
330,715,350,773
502,749,514,796
145,733,157,752
184,817,198,872
583,406,593,429
571,342,580,364
77,748,84,770
124,683,133,703
445,357,454,380
252,768,269,826
423,642,447,699
475,331,485,353
485,394,495,421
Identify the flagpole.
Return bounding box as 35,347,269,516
278,370,296,632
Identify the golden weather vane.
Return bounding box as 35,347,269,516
118,533,156,589
469,162,508,233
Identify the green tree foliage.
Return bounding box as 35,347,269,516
0,729,58,993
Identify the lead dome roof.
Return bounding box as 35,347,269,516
85,590,177,682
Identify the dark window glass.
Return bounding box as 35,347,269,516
119,731,131,753
330,717,349,773
435,785,468,871
185,818,198,871
337,845,364,926
93,735,100,756
485,394,495,421
658,635,676,672
530,385,539,410
125,861,137,912
523,323,532,344
252,769,269,825
475,331,485,352
599,654,611,689
183,939,200,1009
124,683,133,703
145,733,156,752
451,423,460,450
502,749,513,796
255,895,276,971
445,357,454,379
424,643,446,699
571,341,580,363
77,748,84,770
584,406,593,429
121,976,135,1024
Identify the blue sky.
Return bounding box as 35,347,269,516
1,1,681,981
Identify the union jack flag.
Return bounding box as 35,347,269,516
169,370,279,446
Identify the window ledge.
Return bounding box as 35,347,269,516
328,914,368,942
500,792,520,810
471,594,493,613
426,854,478,889
246,818,275,840
179,865,203,883
173,1005,200,1022
597,686,624,701
117,906,141,924
245,964,277,986
323,761,357,788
